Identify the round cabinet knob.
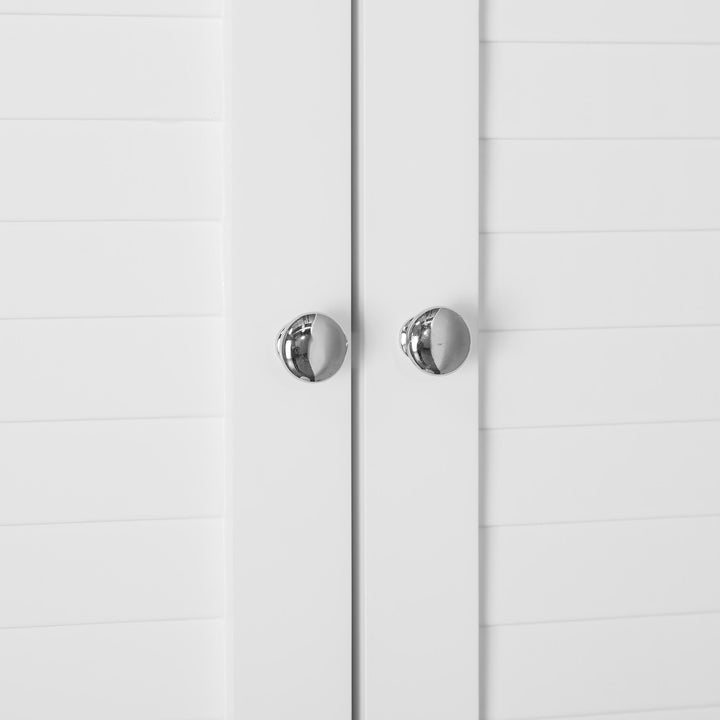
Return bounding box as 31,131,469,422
276,313,348,382
399,307,471,375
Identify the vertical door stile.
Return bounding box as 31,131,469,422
229,2,352,718
356,1,481,718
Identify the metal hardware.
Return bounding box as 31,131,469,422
276,313,348,382
399,307,471,375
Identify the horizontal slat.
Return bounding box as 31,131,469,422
0,121,222,221
0,519,223,627
0,222,222,318
3,221,222,317
484,327,720,428
0,17,221,118
534,710,720,720
487,614,720,719
486,0,720,42
486,516,720,625
0,619,224,719
487,44,720,138
0,418,223,525
483,231,720,330
485,421,720,525
0,0,221,15
485,140,720,232
0,318,224,421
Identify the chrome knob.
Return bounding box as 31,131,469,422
399,307,471,375
276,313,348,382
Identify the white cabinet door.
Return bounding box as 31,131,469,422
482,3,720,720
0,2,352,719
0,5,226,720
230,1,352,719
355,2,481,718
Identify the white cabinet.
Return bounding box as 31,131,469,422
0,1,717,719
0,5,226,720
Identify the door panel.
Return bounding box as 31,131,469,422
484,1,720,717
230,1,352,718
357,1,480,718
0,8,227,719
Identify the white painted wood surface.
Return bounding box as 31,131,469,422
0,318,224,421
0,519,223,627
486,516,720,624
487,0,720,42
487,614,720,719
357,1,479,718
486,140,720,233
230,1,351,718
0,0,222,15
0,17,222,118
0,222,222,318
532,710,720,720
6,1,718,716
0,121,222,221
0,418,224,524
483,0,720,717
484,327,720,428
0,620,225,719
483,231,720,329
485,421,720,525
0,9,227,718
487,44,720,139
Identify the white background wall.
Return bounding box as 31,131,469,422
482,2,720,718
0,2,226,718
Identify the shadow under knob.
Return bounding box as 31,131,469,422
400,307,471,375
276,313,348,382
